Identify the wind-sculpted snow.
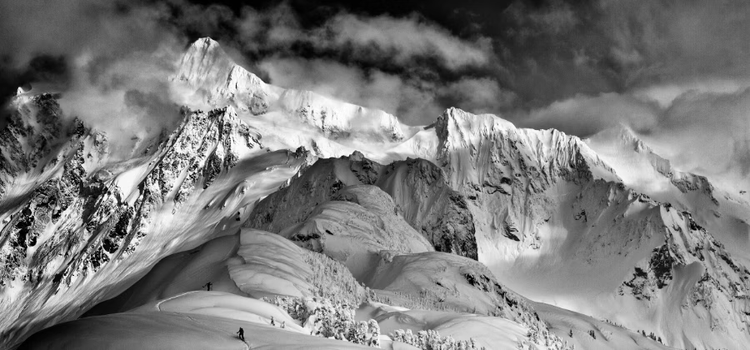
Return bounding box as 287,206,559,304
363,251,572,350
435,107,619,190
278,185,434,280
85,228,365,315
73,225,563,349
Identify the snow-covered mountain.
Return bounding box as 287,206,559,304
1,37,747,350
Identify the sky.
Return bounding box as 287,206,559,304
0,0,749,188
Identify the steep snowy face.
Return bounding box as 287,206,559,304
0,93,111,288
431,107,620,259
0,100,295,348
364,250,572,350
277,185,435,280
174,38,410,145
175,38,272,115
435,107,618,190
140,106,262,205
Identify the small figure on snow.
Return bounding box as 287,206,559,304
203,282,212,291
237,327,245,341
270,316,275,326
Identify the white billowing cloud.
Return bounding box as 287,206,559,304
236,5,494,72
517,93,659,137
0,0,178,69
258,57,440,124
440,77,516,115
519,86,750,191
228,3,505,124
0,0,190,155
633,79,750,108
319,13,493,70
506,0,578,35
258,57,514,125
642,88,750,186
55,41,188,161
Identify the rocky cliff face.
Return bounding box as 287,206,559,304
246,151,478,260
432,107,620,258
376,158,477,259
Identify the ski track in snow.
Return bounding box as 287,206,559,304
154,291,201,311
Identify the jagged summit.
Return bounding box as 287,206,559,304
174,37,411,145
434,106,619,189
175,37,271,114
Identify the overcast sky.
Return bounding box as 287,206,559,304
1,0,749,188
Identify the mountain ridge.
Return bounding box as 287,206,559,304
0,37,747,350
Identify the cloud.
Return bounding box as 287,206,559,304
228,3,497,76
642,89,750,182
516,93,659,137
0,0,191,153
438,78,516,115
57,46,184,157
258,57,513,124
596,0,750,88
316,13,493,70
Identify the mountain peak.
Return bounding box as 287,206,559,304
192,37,220,51
176,37,234,86
435,107,516,152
